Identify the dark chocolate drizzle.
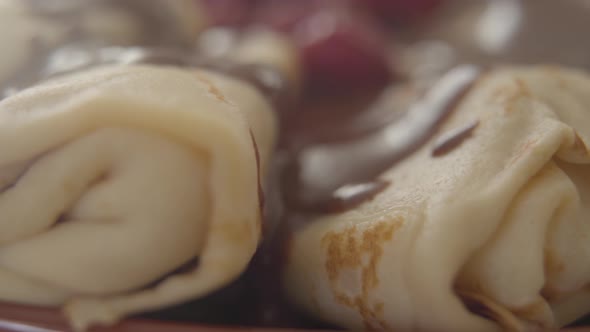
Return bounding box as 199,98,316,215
249,130,266,217
228,65,485,330
0,52,482,332
289,65,483,210
432,119,479,157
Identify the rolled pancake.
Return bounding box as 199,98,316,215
0,65,275,330
283,66,590,331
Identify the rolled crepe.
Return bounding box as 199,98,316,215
0,64,275,331
283,66,590,331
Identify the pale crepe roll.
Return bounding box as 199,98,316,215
284,66,590,331
0,64,275,331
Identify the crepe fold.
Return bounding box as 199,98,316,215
283,66,590,331
0,65,275,330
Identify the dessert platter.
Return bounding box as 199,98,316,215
1,0,590,331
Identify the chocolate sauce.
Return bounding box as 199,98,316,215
432,119,479,157
0,45,481,332
280,88,398,149
230,65,485,331
249,130,265,215
288,65,483,210
0,62,471,330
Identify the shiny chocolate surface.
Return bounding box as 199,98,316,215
287,65,481,207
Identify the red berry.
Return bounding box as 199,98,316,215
294,8,393,94
357,0,444,23
253,0,333,32
198,0,255,27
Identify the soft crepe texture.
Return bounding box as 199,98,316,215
283,66,590,331
0,65,275,331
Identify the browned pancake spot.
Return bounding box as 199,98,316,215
321,219,402,330
514,78,532,98
195,73,230,104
